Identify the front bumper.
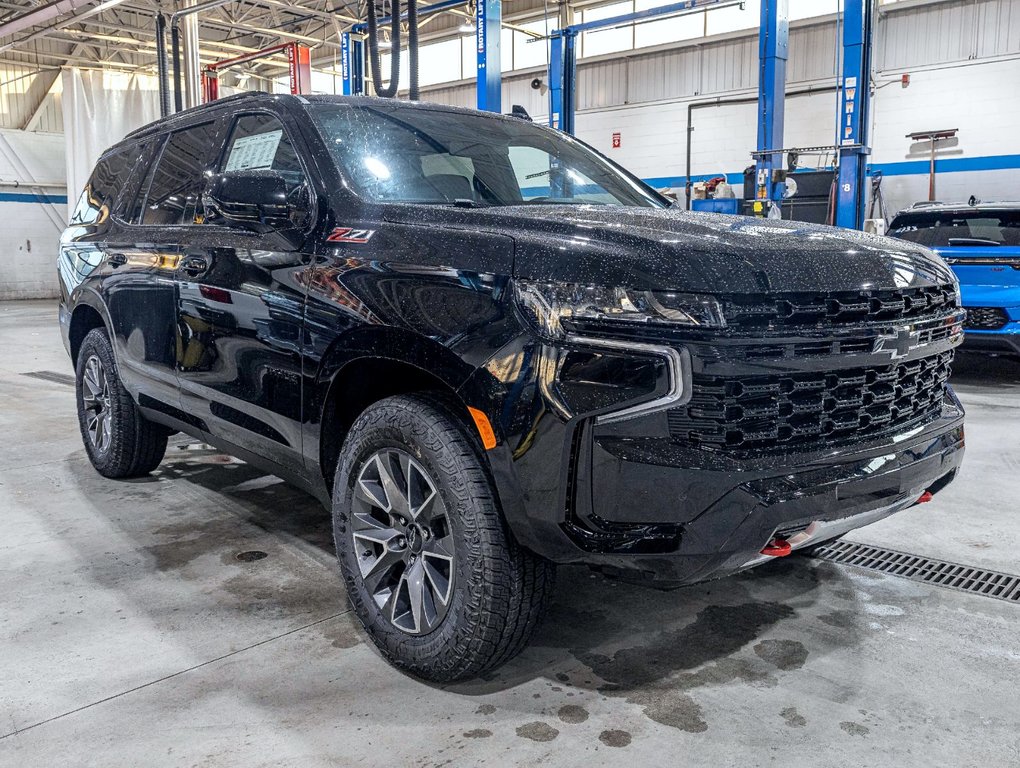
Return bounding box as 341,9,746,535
499,399,964,586
961,305,1020,356
489,324,966,587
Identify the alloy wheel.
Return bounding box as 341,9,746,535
351,449,455,635
81,354,113,455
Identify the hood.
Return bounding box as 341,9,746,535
386,205,955,294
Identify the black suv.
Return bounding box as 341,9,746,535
59,93,965,682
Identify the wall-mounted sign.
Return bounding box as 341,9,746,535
611,131,621,148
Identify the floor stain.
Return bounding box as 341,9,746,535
840,721,870,737
462,729,492,739
516,721,559,742
573,602,793,733
780,707,807,728
475,704,496,715
330,620,363,649
818,609,856,629
753,639,809,670
598,729,632,747
557,704,589,724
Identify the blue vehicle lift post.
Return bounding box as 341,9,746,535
835,0,874,229
342,0,501,112
548,0,741,133
751,0,788,216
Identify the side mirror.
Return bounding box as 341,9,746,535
203,170,307,236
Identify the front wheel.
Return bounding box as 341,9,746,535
75,327,168,478
332,393,555,683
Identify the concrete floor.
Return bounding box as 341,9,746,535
1,299,1018,768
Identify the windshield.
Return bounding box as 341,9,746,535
888,209,1020,247
307,103,665,209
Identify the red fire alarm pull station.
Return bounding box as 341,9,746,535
612,132,621,148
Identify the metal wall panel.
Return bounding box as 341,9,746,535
698,36,756,94
787,22,839,83
577,59,629,109
973,0,1020,59
627,47,700,103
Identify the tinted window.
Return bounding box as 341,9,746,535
122,140,158,224
141,121,220,226
889,209,1020,247
70,146,139,225
308,104,664,208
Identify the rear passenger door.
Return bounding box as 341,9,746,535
173,111,312,477
84,137,183,412
121,120,224,428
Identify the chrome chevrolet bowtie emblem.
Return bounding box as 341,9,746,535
875,325,920,359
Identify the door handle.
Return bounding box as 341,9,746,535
179,254,210,278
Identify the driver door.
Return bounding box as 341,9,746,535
175,111,314,476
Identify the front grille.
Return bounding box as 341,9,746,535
667,351,953,453
964,306,1008,330
721,285,957,330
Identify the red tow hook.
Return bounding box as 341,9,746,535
917,490,934,504
761,538,793,557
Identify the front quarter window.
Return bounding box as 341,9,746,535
308,103,665,209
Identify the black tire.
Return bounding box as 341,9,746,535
332,393,555,683
75,327,169,478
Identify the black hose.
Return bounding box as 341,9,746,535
171,22,183,113
155,13,170,117
367,0,400,98
407,0,419,100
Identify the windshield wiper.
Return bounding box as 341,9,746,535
947,237,1001,247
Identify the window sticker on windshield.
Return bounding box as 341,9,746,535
225,130,283,171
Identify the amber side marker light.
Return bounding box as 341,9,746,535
467,406,497,450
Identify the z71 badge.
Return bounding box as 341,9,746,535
326,227,376,244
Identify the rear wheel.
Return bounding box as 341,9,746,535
332,393,555,683
75,328,168,478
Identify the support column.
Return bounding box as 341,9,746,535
547,30,575,133
476,0,501,112
182,0,202,108
835,0,874,230
753,0,789,216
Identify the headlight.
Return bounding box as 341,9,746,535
514,281,726,339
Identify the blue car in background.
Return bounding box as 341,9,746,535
888,202,1020,357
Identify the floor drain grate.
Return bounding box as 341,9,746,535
22,370,75,386
810,540,1020,604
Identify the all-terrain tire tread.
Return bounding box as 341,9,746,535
332,392,554,683
76,328,168,479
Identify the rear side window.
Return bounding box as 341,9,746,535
70,146,139,225
220,113,305,192
889,210,1020,247
141,121,220,226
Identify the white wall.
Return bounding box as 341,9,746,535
0,130,67,300
869,57,1020,212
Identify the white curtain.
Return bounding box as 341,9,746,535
61,68,161,217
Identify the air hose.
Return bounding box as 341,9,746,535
407,0,419,100
366,0,400,97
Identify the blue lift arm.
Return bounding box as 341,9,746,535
342,0,502,112
835,0,874,229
